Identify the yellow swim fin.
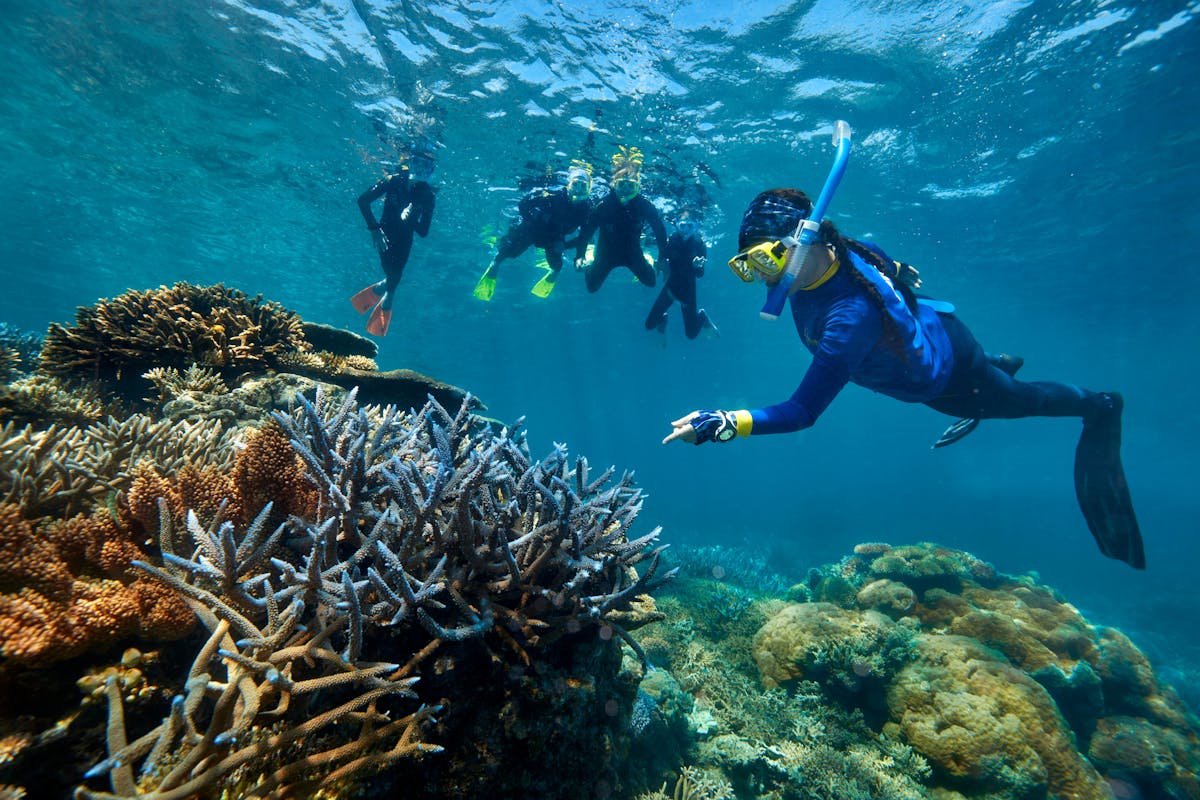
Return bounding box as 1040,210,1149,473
473,270,497,302
531,268,557,298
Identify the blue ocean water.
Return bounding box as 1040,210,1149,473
2,0,1198,701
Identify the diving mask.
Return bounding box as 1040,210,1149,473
567,173,592,201
728,238,795,282
677,220,699,239
613,177,640,202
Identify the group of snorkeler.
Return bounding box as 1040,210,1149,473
353,143,718,343
352,127,1145,572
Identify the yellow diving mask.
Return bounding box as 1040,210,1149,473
728,238,794,282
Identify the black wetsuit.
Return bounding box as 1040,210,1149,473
357,171,435,297
644,231,708,338
575,193,668,292
494,187,589,274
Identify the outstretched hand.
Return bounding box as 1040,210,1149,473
663,412,700,444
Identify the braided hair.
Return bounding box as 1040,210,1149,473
739,188,918,352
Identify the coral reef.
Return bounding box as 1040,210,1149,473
755,542,1200,800
0,414,240,519
0,504,194,666
0,375,116,429
70,388,672,799
40,282,307,382
0,324,42,381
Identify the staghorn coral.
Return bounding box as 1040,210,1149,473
0,324,42,379
0,414,240,519
0,374,116,429
77,388,673,799
0,505,194,666
41,282,308,383
142,365,228,403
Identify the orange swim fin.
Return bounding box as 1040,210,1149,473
365,303,392,337
351,283,383,314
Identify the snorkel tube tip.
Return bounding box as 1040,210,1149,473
759,120,853,321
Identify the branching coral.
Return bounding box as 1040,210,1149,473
0,324,42,380
76,388,673,798
41,282,308,382
0,374,116,429
0,414,240,518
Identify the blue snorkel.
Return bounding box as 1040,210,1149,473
760,120,853,320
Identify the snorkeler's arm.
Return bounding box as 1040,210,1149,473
745,301,876,435
574,205,600,261
748,357,850,434
413,183,435,237
357,176,391,229
644,198,669,255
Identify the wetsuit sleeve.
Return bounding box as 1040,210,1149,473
748,357,850,434
413,182,435,237
643,199,669,254
357,176,391,229
747,300,880,435
575,202,600,260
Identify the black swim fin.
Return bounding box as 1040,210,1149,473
933,354,1024,449
1073,393,1145,569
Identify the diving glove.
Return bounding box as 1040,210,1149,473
691,410,739,444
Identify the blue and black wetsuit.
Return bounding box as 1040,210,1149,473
575,193,668,292
750,246,1102,434
357,171,436,297
644,231,708,338
494,187,589,274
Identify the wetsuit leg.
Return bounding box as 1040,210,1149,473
644,286,674,330
379,233,413,310
629,252,657,287
544,241,565,276
492,223,535,275
585,257,617,293
671,273,701,339
925,313,1102,420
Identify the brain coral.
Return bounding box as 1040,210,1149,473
752,602,914,694
884,634,1111,798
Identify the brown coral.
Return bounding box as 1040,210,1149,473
40,282,308,383
0,506,193,666
884,634,1112,798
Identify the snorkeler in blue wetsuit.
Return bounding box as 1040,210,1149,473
663,188,1144,570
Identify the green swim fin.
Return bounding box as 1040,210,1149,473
473,270,497,302
531,268,558,298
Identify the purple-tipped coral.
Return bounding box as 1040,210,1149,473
75,388,673,799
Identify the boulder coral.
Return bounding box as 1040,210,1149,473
885,634,1111,798
758,543,1200,800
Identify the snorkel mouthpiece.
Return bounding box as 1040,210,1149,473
759,120,852,320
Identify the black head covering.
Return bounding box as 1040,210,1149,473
737,189,813,250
